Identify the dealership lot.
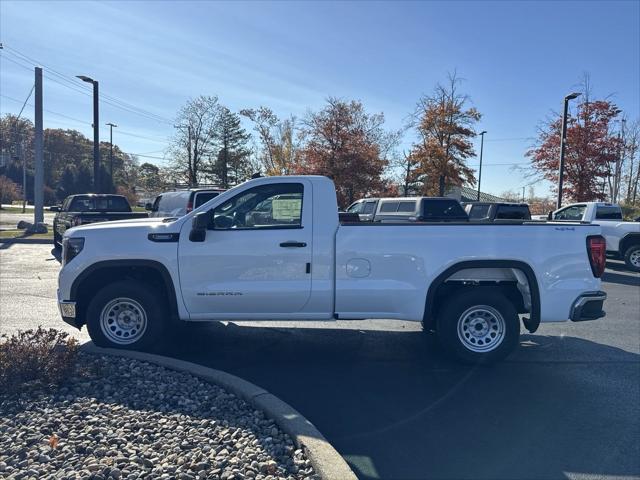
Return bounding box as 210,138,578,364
0,242,638,479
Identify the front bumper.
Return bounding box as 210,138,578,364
58,299,81,329
570,291,607,322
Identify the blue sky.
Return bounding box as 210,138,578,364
1,0,638,197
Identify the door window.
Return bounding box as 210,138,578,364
555,205,586,221
347,201,364,214
363,201,377,214
379,201,399,212
212,183,303,229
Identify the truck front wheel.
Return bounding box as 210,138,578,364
436,288,520,364
623,245,640,272
86,280,167,351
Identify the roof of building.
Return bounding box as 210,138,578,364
457,186,510,203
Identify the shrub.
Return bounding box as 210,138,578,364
0,328,78,396
0,175,21,205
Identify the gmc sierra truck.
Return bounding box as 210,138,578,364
57,176,607,363
544,202,640,271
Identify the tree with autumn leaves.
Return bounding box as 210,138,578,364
527,81,626,203
407,73,481,196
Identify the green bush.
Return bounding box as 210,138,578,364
0,328,78,396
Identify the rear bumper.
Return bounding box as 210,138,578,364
570,291,607,322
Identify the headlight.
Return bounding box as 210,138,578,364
62,237,85,265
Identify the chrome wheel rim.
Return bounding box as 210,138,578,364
629,249,640,268
100,297,147,345
457,305,505,353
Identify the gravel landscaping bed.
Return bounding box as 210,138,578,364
0,352,318,480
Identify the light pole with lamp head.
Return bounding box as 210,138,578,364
477,130,487,201
557,92,581,209
77,75,100,192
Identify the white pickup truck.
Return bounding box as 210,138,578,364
58,176,608,363
545,202,640,271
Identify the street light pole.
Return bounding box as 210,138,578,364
77,75,100,192
477,130,487,201
106,122,117,190
557,92,581,209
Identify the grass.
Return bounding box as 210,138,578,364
0,229,53,240
0,206,56,214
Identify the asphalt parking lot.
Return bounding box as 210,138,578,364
1,243,638,480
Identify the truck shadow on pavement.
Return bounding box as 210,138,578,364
164,322,640,480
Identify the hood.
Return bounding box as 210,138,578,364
65,216,183,236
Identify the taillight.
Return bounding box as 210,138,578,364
587,235,606,278
186,201,193,213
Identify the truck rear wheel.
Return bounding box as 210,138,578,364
436,288,520,364
86,280,167,351
623,245,640,272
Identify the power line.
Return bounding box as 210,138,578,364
3,46,173,125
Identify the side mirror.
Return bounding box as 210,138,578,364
144,203,153,211
189,211,209,242
547,211,553,221
214,215,233,230
49,206,61,212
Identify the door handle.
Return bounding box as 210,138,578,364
279,241,307,248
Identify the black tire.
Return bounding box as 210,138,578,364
86,280,168,351
53,231,62,249
436,288,520,364
623,245,640,272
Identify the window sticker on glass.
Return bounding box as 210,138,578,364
272,198,302,220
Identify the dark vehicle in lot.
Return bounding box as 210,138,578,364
463,202,532,221
372,197,468,223
147,188,225,218
52,194,147,247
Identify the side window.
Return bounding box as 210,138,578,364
397,201,417,213
195,192,221,209
469,205,490,219
363,201,377,214
555,205,586,221
70,197,93,212
212,183,303,230
496,206,530,220
151,196,161,212
379,201,399,213
595,207,623,220
347,202,363,214
62,197,72,211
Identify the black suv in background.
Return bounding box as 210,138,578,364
147,188,226,218
463,202,532,221
52,194,148,247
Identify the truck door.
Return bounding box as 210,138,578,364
178,180,313,318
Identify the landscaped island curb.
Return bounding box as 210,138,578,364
81,343,357,480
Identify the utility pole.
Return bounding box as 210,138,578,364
476,131,487,201
20,142,26,213
77,75,100,192
557,92,581,209
522,186,525,203
34,67,44,224
106,122,117,190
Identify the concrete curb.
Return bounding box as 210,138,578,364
81,343,357,480
0,238,53,245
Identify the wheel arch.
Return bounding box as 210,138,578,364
70,260,179,327
619,233,640,256
423,260,541,333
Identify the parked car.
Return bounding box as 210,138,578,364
147,188,225,218
463,202,532,221
57,175,606,364
346,198,379,221
373,197,469,222
52,194,148,248
545,202,640,271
